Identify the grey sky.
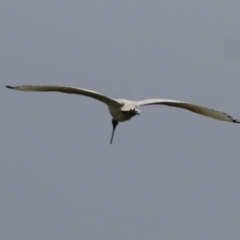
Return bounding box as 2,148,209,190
1,1,240,239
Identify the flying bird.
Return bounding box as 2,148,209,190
6,85,239,144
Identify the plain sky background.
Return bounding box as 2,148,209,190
1,1,240,239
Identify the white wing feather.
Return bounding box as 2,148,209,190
6,85,121,107
136,99,239,123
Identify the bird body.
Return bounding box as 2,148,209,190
108,99,140,122
6,85,239,144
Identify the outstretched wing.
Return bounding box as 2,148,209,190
136,99,239,123
6,85,121,107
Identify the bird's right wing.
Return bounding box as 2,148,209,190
136,99,239,123
6,85,122,107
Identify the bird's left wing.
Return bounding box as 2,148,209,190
136,99,239,123
6,85,122,107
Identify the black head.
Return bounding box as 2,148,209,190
110,119,119,144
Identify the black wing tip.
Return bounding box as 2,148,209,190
233,119,240,123
223,112,240,123
6,85,14,89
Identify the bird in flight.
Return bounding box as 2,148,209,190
6,85,239,144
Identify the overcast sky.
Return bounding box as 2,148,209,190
1,1,240,239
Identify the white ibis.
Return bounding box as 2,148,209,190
6,85,239,144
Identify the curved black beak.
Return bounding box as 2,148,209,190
110,119,119,144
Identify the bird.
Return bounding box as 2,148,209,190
6,85,239,144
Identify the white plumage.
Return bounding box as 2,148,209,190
6,85,239,144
